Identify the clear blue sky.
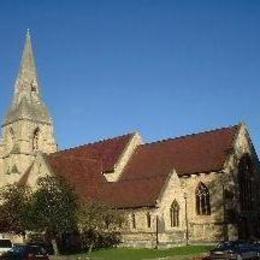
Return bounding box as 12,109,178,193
0,0,259,152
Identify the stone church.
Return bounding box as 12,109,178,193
0,32,260,248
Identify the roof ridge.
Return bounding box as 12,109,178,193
142,123,240,147
52,132,136,155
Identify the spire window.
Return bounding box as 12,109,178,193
196,182,211,215
32,128,40,151
31,81,36,92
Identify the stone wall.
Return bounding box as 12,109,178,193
1,122,258,248
0,119,57,185
119,125,260,247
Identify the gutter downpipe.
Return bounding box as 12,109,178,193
155,215,159,249
184,192,189,245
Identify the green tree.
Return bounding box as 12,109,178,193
0,184,32,237
77,201,125,252
0,177,125,255
27,176,78,254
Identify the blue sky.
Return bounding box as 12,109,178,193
0,0,260,152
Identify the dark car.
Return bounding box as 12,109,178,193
210,241,257,259
0,244,49,260
27,242,54,256
251,242,260,259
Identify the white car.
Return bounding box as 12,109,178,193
0,239,12,256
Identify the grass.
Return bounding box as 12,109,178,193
68,245,214,260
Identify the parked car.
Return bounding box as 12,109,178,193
0,239,12,256
27,241,54,256
0,244,49,259
251,242,260,259
210,241,258,259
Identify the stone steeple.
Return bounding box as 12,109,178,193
4,29,51,126
0,31,57,184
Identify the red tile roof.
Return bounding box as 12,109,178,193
19,125,240,208
47,156,105,201
96,176,168,208
98,124,239,208
122,124,239,182
49,133,134,173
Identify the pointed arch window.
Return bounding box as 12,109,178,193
131,213,136,229
196,182,211,215
238,155,253,211
147,212,151,228
32,128,40,151
170,200,180,227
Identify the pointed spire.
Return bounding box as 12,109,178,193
13,29,41,105
4,31,51,126
22,28,34,70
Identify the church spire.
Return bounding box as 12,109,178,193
13,29,41,105
4,30,51,126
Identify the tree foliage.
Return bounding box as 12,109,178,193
0,184,31,235
77,201,125,251
0,176,125,254
27,176,78,238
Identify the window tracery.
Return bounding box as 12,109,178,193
170,200,180,227
196,182,211,215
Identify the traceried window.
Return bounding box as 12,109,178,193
170,200,180,227
147,212,151,228
238,155,253,211
32,128,40,151
196,182,211,215
131,213,136,229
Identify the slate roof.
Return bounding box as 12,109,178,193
19,125,240,209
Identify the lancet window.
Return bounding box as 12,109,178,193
196,182,211,215
170,200,180,227
238,155,253,211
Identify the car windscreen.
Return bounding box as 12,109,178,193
0,240,12,248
